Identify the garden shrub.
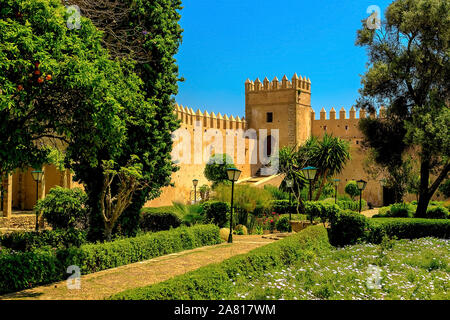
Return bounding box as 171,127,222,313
344,181,360,200
336,199,366,212
426,206,449,219
0,229,87,252
304,201,322,223
329,210,368,247
234,224,248,235
34,187,88,230
140,211,181,232
109,225,330,300
200,201,229,227
275,216,291,232
390,203,414,218
0,225,221,295
366,218,450,244
271,200,297,214
264,185,289,200
318,202,341,224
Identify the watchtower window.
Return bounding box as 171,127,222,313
345,125,349,130
324,126,327,131
266,112,273,123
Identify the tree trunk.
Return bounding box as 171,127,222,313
416,157,431,218
314,168,329,201
104,223,113,242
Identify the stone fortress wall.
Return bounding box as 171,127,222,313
149,73,390,207
2,73,442,215
145,104,254,207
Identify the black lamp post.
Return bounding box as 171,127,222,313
333,179,340,204
31,170,44,231
357,179,367,213
226,167,241,243
301,166,318,201
192,179,199,204
286,179,294,222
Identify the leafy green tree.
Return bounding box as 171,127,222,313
67,0,183,239
204,154,236,187
0,0,183,240
356,0,449,217
345,181,360,201
309,134,351,200
0,0,121,172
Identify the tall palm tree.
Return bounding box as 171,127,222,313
310,134,351,200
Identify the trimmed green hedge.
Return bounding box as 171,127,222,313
0,229,87,252
110,225,330,300
367,218,450,243
200,201,230,227
336,199,366,211
0,225,221,295
329,211,450,246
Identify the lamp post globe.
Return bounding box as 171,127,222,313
192,179,199,203
286,179,294,222
31,170,44,231
356,179,367,213
301,166,318,201
226,168,241,243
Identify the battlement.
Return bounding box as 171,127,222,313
173,103,247,130
312,106,386,120
245,73,311,93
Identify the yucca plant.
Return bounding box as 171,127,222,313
309,134,351,200
171,202,204,226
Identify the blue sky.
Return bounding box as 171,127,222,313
175,0,393,118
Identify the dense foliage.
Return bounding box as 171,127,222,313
0,0,183,241
0,229,87,252
329,211,368,246
34,187,88,230
140,210,181,232
356,0,450,217
200,201,230,228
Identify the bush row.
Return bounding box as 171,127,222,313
271,199,363,215
110,225,330,300
329,211,450,246
0,229,87,252
367,218,450,243
374,202,449,219
0,225,221,295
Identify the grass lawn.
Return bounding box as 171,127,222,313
227,237,449,300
